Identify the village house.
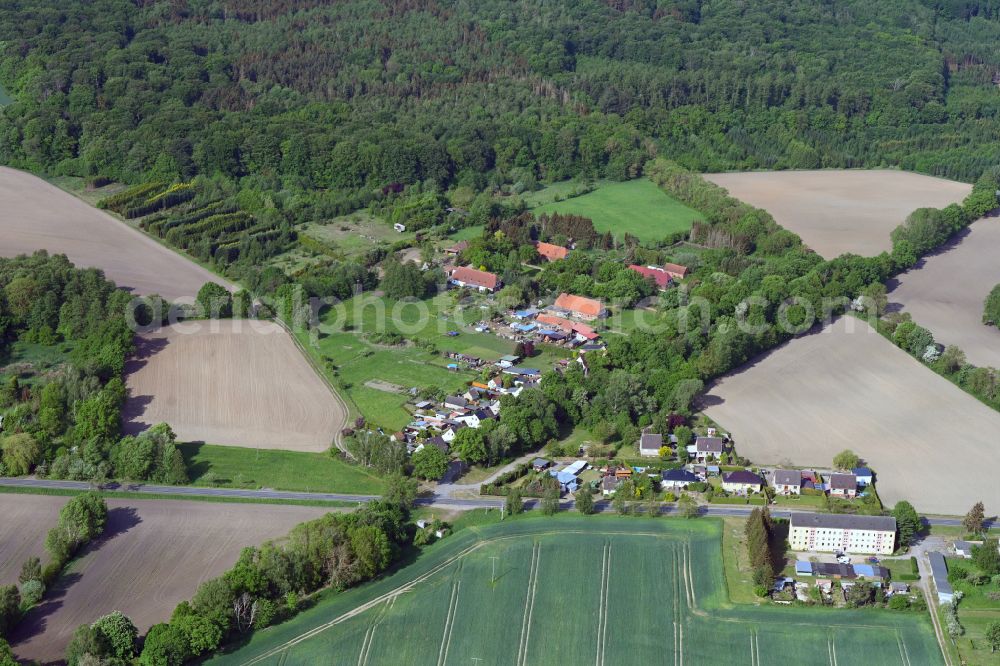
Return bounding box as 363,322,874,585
852,467,874,486
449,266,500,293
444,240,469,256
443,395,468,411
627,265,672,291
771,469,802,495
662,262,689,281
721,470,765,495
552,293,607,320
638,432,664,457
535,241,569,262
660,468,699,490
601,475,622,496
828,473,858,499
788,513,897,555
688,436,725,462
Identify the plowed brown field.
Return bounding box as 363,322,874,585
124,320,345,451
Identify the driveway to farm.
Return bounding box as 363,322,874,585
0,477,984,527
0,166,234,301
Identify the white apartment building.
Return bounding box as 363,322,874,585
789,513,896,555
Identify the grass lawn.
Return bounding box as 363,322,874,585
209,515,944,665
448,224,485,241
773,494,828,509
721,517,759,605
303,210,416,259
179,442,386,495
0,340,76,386
531,178,705,243
951,608,1000,665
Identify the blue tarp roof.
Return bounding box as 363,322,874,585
512,323,536,332
514,308,539,318
853,467,873,476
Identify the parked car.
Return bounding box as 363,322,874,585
446,331,460,337
867,557,879,564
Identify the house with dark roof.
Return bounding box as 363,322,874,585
661,468,699,490
444,395,468,410
828,473,858,499
772,469,802,495
688,436,725,462
722,470,765,494
789,513,896,555
601,475,622,496
638,432,664,457
449,266,500,292
852,467,874,486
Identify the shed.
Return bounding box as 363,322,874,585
795,561,814,576
954,540,974,559
929,552,954,604
532,458,551,471
562,460,588,476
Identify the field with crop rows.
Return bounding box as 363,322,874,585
210,517,942,665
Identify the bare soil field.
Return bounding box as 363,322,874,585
123,320,345,451
703,317,1000,516
0,166,231,301
0,494,67,586
888,218,1000,368
10,498,329,663
704,170,971,258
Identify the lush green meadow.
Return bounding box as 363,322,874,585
209,517,943,665
531,178,705,242
178,443,386,495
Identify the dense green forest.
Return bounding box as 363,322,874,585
2,0,1000,196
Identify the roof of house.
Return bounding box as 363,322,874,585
773,469,802,486
929,552,953,595
445,395,468,407
532,458,550,468
795,561,813,574
829,473,857,490
852,467,873,477
723,470,765,486
662,469,699,483
535,241,569,261
513,308,539,318
450,266,499,290
554,293,604,317
813,562,857,578
602,476,621,490
446,240,469,253
663,262,689,278
427,436,449,453
695,436,725,453
639,433,664,451
853,564,889,579
790,512,896,532
628,265,671,289
889,581,909,592
536,313,574,331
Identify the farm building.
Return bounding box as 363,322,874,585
929,552,954,604
449,266,500,292
721,470,765,494
661,468,699,490
638,432,664,457
663,263,689,280
535,241,569,261
772,469,802,495
552,293,607,320
789,513,896,555
627,265,671,290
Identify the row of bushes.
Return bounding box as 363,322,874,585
98,181,168,214
0,494,108,644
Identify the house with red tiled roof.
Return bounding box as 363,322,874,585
663,263,689,280
534,241,569,262
552,293,606,320
628,265,672,291
449,266,500,292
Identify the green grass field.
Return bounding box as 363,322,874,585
531,178,705,243
0,340,76,386
208,516,944,665
178,443,386,495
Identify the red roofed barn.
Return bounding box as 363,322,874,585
553,293,607,320
628,265,671,291
534,241,569,262
449,266,500,292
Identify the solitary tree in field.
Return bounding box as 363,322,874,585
963,501,986,535
984,284,1000,327
833,449,860,471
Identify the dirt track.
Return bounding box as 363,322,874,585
0,494,67,586
889,218,1000,368
703,317,1000,516
10,498,329,663
0,166,231,301
124,320,345,451
704,170,971,258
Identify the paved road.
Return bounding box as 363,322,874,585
0,477,980,526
